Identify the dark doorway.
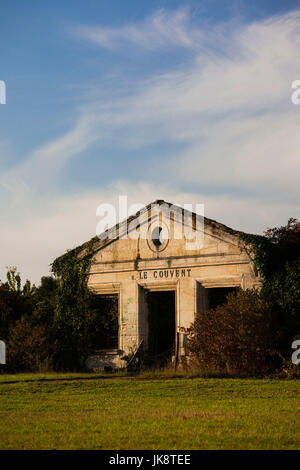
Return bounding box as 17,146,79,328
207,287,237,310
146,290,175,357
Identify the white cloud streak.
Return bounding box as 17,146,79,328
76,8,202,51
1,8,300,282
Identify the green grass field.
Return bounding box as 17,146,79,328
0,374,299,450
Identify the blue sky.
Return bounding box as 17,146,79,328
1,0,300,283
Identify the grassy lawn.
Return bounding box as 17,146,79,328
0,374,299,450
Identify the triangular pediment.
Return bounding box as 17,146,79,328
53,200,246,270
85,200,243,262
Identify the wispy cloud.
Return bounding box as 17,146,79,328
76,8,203,51
6,8,300,192
2,7,300,282
75,8,300,197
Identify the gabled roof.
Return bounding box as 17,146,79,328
54,199,245,264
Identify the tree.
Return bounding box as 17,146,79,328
0,268,35,341
240,218,300,356
32,276,57,330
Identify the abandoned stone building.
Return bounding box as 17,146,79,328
67,200,260,369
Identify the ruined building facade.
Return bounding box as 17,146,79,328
68,200,260,369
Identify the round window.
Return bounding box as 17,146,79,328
152,226,164,247
147,222,169,252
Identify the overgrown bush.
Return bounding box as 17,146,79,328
187,289,280,376
7,316,54,372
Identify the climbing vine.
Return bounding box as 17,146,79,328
51,241,96,369
51,238,120,369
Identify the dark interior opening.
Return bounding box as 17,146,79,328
89,294,119,350
152,226,163,246
146,290,175,357
207,287,237,310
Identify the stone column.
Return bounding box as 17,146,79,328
119,280,139,354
